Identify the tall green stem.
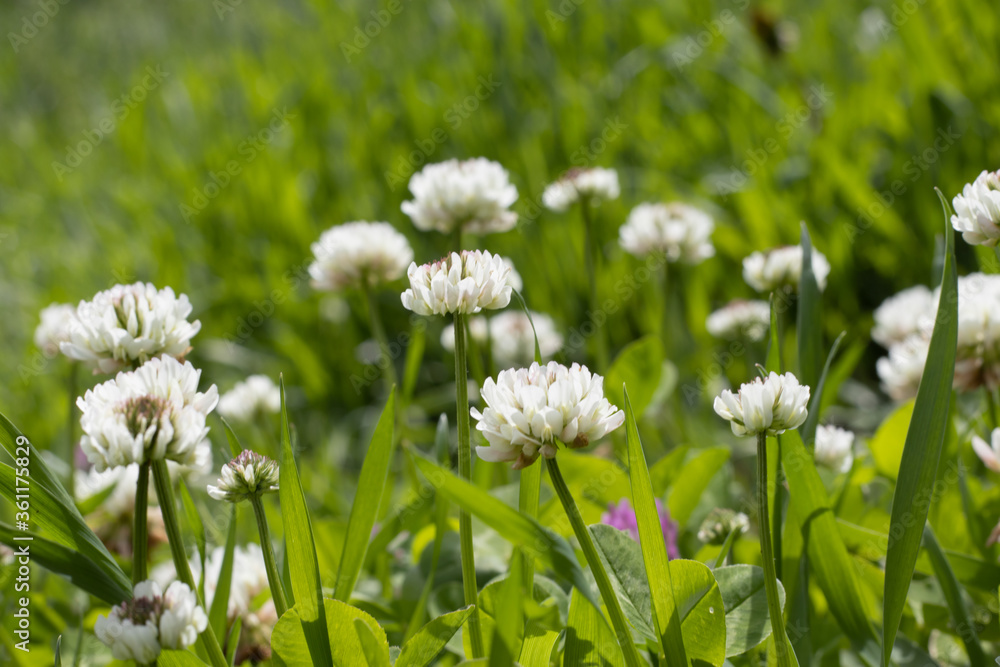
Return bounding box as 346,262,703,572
250,494,289,617
757,433,794,667
453,312,484,657
132,462,151,584
580,199,609,370
516,463,541,591
151,460,229,667
362,285,398,391
548,457,644,667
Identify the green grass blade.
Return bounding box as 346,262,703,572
218,416,244,458
226,616,242,666
623,388,688,665
921,525,987,666
796,222,822,391
564,587,625,667
402,322,426,405
488,556,524,666
277,375,333,667
511,288,542,363
881,195,958,666
208,507,237,642
408,449,601,612
355,618,391,667
178,478,208,598
781,431,876,642
800,332,846,446
334,387,396,602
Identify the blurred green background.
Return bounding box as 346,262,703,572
4,0,1000,452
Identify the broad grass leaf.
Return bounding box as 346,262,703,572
881,198,958,666
564,587,625,667
606,336,664,419
271,598,389,666
396,605,475,667
714,564,784,657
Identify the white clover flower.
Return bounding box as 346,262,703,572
706,300,771,342
951,273,1000,392
217,375,281,423
308,221,414,291
742,245,831,293
972,429,1000,473
60,283,202,374
951,169,1000,247
95,580,207,662
34,303,76,357
154,544,269,621
75,464,147,518
442,311,563,367
401,250,512,316
470,362,624,469
713,372,810,437
77,356,218,472
876,333,929,402
814,425,854,473
207,450,279,503
401,158,518,234
871,285,936,348
618,202,715,264
697,508,750,545
542,167,620,212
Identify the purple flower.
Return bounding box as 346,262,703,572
602,498,679,559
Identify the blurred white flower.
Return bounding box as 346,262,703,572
60,282,202,374
308,221,414,291
713,372,810,437
500,255,523,292
814,425,854,473
401,158,518,234
856,7,890,52
970,430,1000,479
471,361,624,469
971,429,1000,473
542,167,620,212
619,202,715,263
697,507,750,545
951,169,1000,247
401,250,512,316
34,303,76,356
207,450,279,503
876,333,929,401
77,356,218,472
217,375,280,423
952,273,1000,392
706,300,771,341
75,464,147,517
95,580,206,662
871,285,935,348
442,311,563,367
742,245,831,293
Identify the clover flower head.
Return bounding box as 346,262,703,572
400,250,512,316
876,333,930,402
619,202,715,264
34,302,76,357
94,580,206,662
872,285,936,348
706,300,771,342
77,356,218,472
217,375,281,423
308,221,414,291
471,361,624,469
401,158,518,234
742,245,830,293
814,425,854,473
207,450,279,503
952,169,1000,247
60,282,201,374
713,371,810,437
697,508,750,545
542,167,620,212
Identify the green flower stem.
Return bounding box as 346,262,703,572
151,460,229,667
580,198,609,370
132,462,151,584
453,312,485,658
250,494,289,617
547,457,644,667
757,433,794,667
362,285,398,391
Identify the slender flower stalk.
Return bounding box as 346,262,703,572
132,462,151,584
757,432,793,665
151,460,228,667
250,494,289,617
452,312,484,657
547,458,643,667
580,199,609,370
362,284,398,391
